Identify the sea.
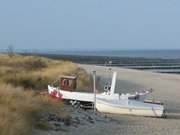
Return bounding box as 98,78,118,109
39,49,180,74
44,50,180,59
3,49,180,74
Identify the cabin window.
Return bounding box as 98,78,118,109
60,76,77,91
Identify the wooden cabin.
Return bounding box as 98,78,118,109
60,75,77,91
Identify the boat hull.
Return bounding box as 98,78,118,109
96,100,164,117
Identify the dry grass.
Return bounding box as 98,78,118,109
0,53,91,135
0,54,91,90
0,85,65,135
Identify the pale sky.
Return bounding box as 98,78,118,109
0,0,180,51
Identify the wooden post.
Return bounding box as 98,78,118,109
93,71,96,114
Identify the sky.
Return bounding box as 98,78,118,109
0,0,180,51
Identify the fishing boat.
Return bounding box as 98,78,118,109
48,85,120,102
48,71,165,117
48,72,151,102
96,97,164,117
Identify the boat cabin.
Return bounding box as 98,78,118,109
60,75,77,91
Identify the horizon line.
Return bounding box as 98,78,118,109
1,48,180,53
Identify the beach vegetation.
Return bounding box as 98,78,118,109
0,53,91,135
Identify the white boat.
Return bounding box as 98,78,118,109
48,85,119,102
47,86,151,103
96,98,164,117
48,72,151,102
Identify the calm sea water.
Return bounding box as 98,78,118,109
48,50,180,59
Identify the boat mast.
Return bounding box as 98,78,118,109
110,72,117,95
93,70,96,113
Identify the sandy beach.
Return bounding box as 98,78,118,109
34,65,180,135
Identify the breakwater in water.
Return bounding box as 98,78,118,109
32,53,180,74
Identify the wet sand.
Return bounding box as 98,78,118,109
34,65,180,135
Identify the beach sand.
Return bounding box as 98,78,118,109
33,65,180,135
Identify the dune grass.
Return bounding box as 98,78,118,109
0,84,67,135
0,54,91,90
0,53,91,135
